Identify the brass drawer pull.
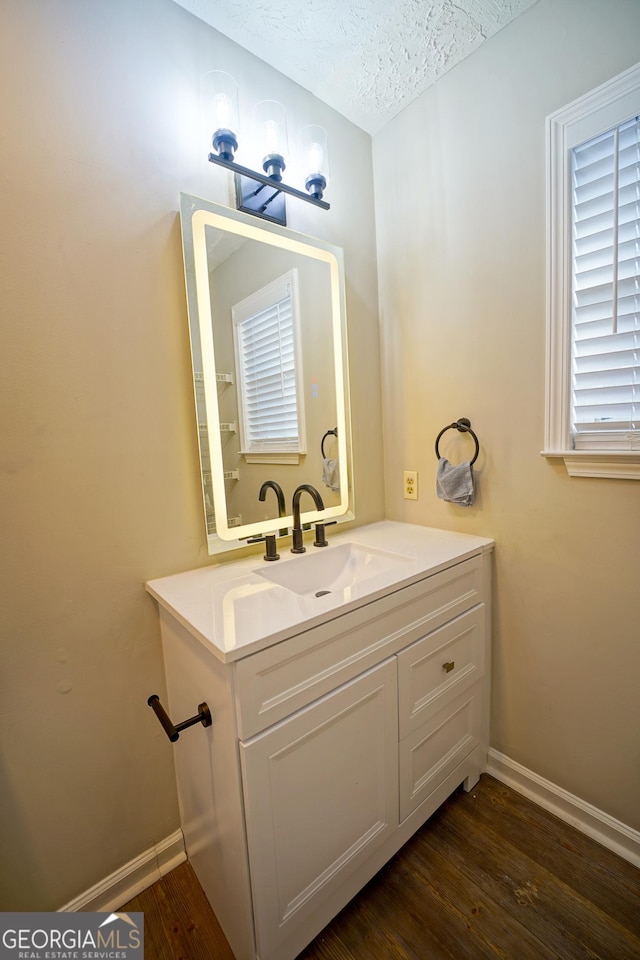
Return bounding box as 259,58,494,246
443,661,455,673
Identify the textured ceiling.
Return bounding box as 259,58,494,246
172,0,537,134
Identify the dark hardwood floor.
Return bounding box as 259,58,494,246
122,775,640,959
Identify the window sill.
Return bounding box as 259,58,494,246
242,451,303,465
541,451,640,479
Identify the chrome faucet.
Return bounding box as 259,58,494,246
253,480,287,561
291,484,325,554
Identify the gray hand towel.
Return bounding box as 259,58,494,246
322,456,340,491
436,457,475,506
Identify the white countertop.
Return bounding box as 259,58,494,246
146,521,493,663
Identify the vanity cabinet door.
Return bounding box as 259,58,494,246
239,659,398,960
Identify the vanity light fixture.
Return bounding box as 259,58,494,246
209,70,240,162
205,72,330,226
254,99,288,182
298,125,330,201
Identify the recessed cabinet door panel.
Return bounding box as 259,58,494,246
240,659,398,960
397,605,484,739
399,685,481,821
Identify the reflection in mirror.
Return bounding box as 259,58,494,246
179,193,353,554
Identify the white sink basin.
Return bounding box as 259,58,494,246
147,521,495,661
254,542,411,597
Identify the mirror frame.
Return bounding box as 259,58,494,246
179,192,354,553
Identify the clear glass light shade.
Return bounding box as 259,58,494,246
202,71,240,159
253,100,288,179
298,125,330,198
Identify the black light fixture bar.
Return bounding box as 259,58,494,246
208,152,330,211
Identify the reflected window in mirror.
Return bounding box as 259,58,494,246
233,269,306,461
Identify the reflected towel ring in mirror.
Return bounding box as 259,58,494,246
434,418,480,465
321,427,337,459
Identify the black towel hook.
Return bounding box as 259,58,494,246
321,427,337,459
435,418,480,465
148,694,212,743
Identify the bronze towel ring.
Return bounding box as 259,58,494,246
321,427,337,458
435,418,480,465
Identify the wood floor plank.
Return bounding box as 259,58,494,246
124,887,175,960
298,866,422,960
340,875,455,960
356,850,502,960
296,927,356,960
122,862,234,960
420,796,640,960
463,776,640,936
358,892,453,960
156,863,236,960
395,824,559,959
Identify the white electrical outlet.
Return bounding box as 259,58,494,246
404,470,418,500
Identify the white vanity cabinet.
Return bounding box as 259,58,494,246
147,523,492,960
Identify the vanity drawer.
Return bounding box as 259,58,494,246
399,684,481,822
397,605,484,740
234,556,483,740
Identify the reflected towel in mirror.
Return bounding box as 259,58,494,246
436,458,474,506
322,457,340,491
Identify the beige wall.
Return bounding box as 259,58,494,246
374,0,640,831
0,0,383,909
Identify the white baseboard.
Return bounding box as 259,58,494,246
486,748,640,870
59,829,187,912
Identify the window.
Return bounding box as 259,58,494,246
232,269,306,460
545,62,640,478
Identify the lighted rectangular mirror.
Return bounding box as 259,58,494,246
179,193,353,554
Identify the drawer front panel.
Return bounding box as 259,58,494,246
399,685,481,821
397,605,484,740
235,556,483,739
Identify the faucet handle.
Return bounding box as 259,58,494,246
313,524,328,548
263,534,280,561
247,532,280,561
313,520,336,548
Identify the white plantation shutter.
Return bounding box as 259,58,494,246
238,296,297,445
233,270,305,454
571,116,640,449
